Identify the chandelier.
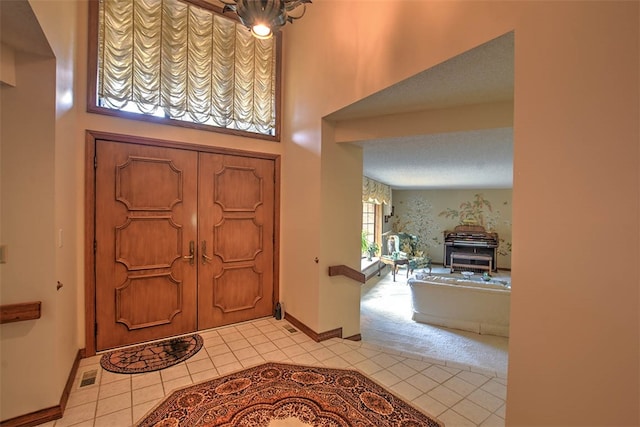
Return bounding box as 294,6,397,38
221,0,312,39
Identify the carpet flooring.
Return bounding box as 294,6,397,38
136,362,443,426
361,266,509,375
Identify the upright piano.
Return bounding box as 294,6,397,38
443,224,499,271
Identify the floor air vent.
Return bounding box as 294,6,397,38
79,369,98,387
283,325,298,333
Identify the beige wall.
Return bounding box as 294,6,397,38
1,0,81,418
0,45,17,87
334,101,514,144
0,0,637,425
0,49,59,418
284,1,639,425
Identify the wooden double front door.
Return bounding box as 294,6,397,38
95,140,275,351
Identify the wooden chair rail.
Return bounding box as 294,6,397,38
328,265,366,284
0,301,41,324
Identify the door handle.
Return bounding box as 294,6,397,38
183,240,195,265
201,241,213,264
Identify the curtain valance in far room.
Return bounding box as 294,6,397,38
362,176,392,215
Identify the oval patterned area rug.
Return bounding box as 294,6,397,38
136,362,443,426
100,334,203,374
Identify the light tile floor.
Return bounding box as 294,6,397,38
39,317,506,427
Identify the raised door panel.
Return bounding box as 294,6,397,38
198,153,275,329
95,141,198,351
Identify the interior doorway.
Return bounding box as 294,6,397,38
326,32,514,368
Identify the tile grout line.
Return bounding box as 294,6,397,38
56,317,505,427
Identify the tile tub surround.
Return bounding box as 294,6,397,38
409,275,511,337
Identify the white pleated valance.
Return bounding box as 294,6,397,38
363,176,392,215
96,0,277,136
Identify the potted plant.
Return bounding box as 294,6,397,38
366,241,379,261
361,230,369,255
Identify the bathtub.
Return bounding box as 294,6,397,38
408,275,511,337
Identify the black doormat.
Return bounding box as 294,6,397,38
100,334,203,374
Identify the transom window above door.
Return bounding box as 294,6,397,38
88,0,281,141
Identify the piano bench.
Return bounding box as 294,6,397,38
450,253,493,273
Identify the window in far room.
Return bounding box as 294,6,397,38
362,201,377,256
87,0,280,140
362,176,391,259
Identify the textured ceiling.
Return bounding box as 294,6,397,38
329,32,515,190
361,128,513,190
